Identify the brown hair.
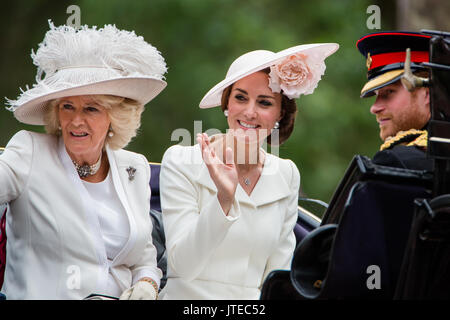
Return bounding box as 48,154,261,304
220,68,298,145
410,70,430,101
413,69,429,78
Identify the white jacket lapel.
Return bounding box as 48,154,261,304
105,145,137,265
250,154,292,207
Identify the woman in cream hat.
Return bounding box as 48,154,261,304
0,21,167,300
159,43,339,299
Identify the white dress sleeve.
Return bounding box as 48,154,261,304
0,130,33,204
160,145,240,281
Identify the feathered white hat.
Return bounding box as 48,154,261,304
199,43,339,108
6,21,168,125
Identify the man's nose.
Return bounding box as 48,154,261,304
370,97,385,115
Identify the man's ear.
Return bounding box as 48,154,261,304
421,87,431,123
415,86,430,108
424,87,430,106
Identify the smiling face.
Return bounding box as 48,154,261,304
370,81,430,141
57,95,111,164
226,71,282,144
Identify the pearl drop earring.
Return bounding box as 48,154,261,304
108,129,114,137
224,110,229,117
273,122,280,129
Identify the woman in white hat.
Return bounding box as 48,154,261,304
159,43,339,299
0,22,167,300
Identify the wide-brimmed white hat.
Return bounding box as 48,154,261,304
6,21,168,125
199,43,339,108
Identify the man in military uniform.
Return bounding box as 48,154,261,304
357,31,433,171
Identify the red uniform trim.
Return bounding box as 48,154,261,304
369,51,429,70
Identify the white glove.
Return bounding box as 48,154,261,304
119,280,158,300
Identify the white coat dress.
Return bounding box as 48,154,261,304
159,143,300,300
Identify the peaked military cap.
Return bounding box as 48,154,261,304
356,31,431,98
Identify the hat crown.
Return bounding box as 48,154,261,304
357,31,430,58
33,21,167,81
199,43,339,108
226,50,276,78
356,31,431,97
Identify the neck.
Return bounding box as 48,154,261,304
68,148,109,181
212,133,263,169
81,155,110,182
68,148,104,167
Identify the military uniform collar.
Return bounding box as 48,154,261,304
380,129,428,151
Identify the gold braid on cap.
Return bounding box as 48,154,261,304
380,129,428,151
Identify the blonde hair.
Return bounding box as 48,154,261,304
43,95,144,150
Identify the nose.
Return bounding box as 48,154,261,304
370,96,385,115
243,101,258,119
70,109,86,126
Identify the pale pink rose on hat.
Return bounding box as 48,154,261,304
268,52,326,99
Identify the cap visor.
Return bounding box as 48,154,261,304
360,69,404,98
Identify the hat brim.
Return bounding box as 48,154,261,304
199,43,339,108
13,77,167,125
360,69,404,98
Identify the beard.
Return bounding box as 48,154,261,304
379,93,430,141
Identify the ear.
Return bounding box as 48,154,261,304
418,87,431,122
424,87,430,106
414,87,430,108
278,108,285,122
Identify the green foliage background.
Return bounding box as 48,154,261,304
0,0,393,214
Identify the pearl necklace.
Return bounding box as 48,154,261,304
72,153,102,178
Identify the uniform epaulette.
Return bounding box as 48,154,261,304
380,129,428,151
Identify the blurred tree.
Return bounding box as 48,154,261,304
397,0,450,31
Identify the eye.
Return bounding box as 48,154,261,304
234,94,247,101
62,103,73,110
380,89,394,98
258,99,273,107
85,105,99,112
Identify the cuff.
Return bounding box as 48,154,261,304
132,268,162,289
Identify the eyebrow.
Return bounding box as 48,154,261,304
234,88,276,100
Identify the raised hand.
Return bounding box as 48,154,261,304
197,133,238,215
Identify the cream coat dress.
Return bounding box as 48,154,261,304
159,143,300,300
0,130,161,299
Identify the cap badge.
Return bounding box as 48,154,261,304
366,52,372,69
